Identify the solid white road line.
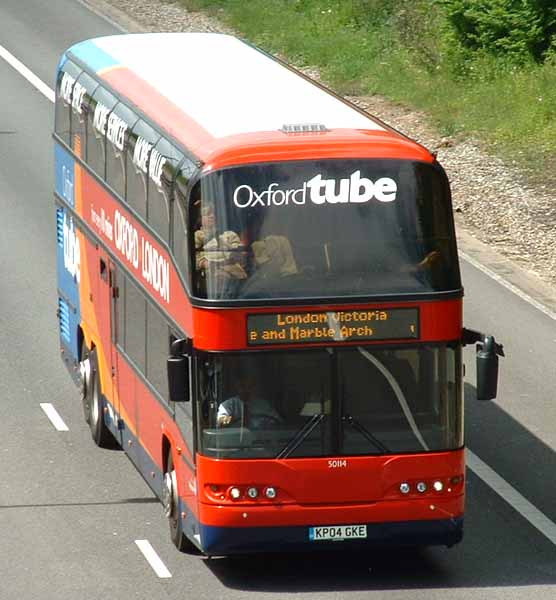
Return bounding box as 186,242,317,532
0,43,55,103
135,540,172,578
40,403,69,432
460,250,556,322
75,0,128,33
467,449,556,547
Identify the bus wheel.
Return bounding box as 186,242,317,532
79,342,92,424
86,347,117,449
163,452,190,552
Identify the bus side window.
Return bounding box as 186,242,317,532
146,301,170,403
127,120,160,222
106,102,138,201
124,276,146,373
71,71,98,161
87,87,117,180
147,138,183,244
55,60,82,147
172,164,196,282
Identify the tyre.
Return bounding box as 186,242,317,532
162,451,195,552
80,344,118,448
79,342,93,425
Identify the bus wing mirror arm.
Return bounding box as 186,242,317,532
462,328,505,356
462,328,505,401
167,338,192,403
170,338,192,357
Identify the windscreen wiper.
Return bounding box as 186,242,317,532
343,414,389,453
275,413,325,459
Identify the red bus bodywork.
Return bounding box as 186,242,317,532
55,33,466,554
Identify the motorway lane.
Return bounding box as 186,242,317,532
0,35,171,600
0,3,172,599
462,258,556,526
0,0,555,598
0,0,122,89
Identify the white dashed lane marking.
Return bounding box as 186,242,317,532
135,540,172,578
40,403,69,432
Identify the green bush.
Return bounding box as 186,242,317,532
439,0,556,64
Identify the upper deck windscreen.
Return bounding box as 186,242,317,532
191,159,461,301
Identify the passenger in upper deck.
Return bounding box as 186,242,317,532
404,249,442,276
251,235,298,278
194,201,248,287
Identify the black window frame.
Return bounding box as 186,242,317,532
70,71,99,162
87,86,118,181
122,273,147,373
145,300,171,404
172,163,197,282
147,137,184,244
105,102,139,201
127,119,161,222
55,60,82,147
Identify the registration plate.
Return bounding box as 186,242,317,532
309,524,367,541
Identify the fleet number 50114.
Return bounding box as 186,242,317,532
328,460,347,468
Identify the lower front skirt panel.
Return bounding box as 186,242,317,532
198,517,464,555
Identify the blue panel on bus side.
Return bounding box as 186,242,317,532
55,144,75,208
56,207,81,360
55,144,81,361
68,39,119,74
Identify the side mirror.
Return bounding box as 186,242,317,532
167,338,191,403
476,336,499,401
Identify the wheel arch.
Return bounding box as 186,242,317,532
78,326,97,361
162,435,172,475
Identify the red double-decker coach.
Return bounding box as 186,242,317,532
54,33,502,555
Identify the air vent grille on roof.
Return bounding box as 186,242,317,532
280,123,329,134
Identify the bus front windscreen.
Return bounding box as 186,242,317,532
192,159,460,300
196,345,463,459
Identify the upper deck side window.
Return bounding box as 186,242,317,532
70,71,98,160
55,60,82,147
147,138,184,244
190,159,461,301
105,102,139,201
87,86,117,180
173,160,198,283
127,120,160,222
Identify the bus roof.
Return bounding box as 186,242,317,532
65,33,432,168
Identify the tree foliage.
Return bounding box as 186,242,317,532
440,0,556,63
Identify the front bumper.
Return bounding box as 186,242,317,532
198,516,464,555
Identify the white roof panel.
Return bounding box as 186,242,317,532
92,33,383,139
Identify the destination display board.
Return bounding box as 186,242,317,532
247,308,419,346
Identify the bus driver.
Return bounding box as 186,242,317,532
217,373,283,429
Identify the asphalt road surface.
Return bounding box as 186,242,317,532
0,1,555,598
